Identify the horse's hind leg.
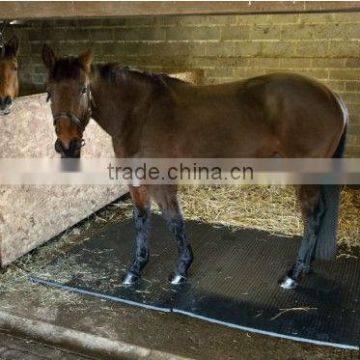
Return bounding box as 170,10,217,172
151,185,194,285
122,186,151,285
280,185,325,289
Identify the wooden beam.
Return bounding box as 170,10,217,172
2,1,360,20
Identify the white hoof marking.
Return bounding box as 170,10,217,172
280,276,297,290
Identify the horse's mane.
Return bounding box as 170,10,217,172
95,63,188,88
50,59,189,90
51,57,84,81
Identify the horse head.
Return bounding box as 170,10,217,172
42,44,93,158
0,36,19,115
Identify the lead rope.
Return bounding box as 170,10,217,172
0,21,7,58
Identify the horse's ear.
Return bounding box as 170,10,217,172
5,35,19,57
42,44,56,70
78,49,93,74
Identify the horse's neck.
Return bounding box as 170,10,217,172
89,67,155,152
88,80,115,136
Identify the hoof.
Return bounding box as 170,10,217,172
122,271,139,286
279,276,298,290
169,273,187,285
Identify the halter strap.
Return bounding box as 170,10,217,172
52,87,94,132
53,112,83,128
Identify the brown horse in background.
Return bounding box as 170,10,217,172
0,36,19,115
42,44,347,290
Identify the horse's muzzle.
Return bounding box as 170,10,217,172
0,96,12,115
55,138,85,158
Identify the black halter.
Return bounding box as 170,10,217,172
52,111,84,129
51,86,94,137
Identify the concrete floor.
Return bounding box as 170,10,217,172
0,199,358,360
0,331,96,360
0,283,358,360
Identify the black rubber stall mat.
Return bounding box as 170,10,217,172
30,215,360,350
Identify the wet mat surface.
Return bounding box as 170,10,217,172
30,215,360,349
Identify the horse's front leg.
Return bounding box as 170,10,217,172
122,185,151,285
280,185,325,289
152,185,194,285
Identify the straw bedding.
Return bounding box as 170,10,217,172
1,185,357,285
178,185,359,252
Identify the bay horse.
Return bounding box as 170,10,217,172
0,36,19,115
42,45,347,290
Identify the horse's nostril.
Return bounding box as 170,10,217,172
54,139,64,154
69,138,84,151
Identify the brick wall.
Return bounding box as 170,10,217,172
6,11,360,156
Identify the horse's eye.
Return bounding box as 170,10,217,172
46,92,51,102
81,86,87,95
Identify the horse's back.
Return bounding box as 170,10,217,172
140,72,346,158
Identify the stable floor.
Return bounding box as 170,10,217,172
0,197,358,359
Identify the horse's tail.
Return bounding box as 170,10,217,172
314,95,348,260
